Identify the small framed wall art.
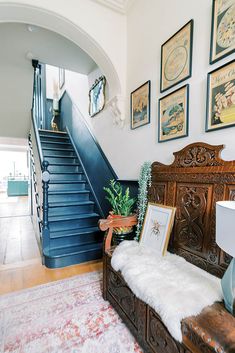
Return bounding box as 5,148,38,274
210,0,235,64
158,84,189,142
139,203,176,256
89,76,106,117
206,59,235,132
160,20,194,93
131,80,151,129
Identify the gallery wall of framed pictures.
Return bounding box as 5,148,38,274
129,0,235,143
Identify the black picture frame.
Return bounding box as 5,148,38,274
160,20,194,93
206,59,235,132
158,84,189,143
210,0,235,65
89,76,106,118
130,80,151,130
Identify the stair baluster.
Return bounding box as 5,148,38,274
42,160,50,250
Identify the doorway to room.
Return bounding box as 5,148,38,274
0,150,40,268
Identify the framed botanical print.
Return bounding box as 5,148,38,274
160,20,194,93
131,80,151,129
89,76,106,117
210,0,235,64
206,59,235,132
139,203,176,256
59,68,65,89
158,84,189,142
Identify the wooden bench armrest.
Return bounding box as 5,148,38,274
98,215,137,252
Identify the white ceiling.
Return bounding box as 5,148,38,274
91,0,135,14
0,23,97,139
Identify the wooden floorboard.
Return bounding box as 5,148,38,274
0,196,103,295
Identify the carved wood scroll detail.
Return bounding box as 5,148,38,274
147,309,186,353
175,185,209,253
148,183,166,204
151,142,235,277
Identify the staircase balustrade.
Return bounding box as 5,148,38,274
30,60,51,255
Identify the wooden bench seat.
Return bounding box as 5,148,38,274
100,143,235,353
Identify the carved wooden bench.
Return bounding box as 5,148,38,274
100,143,235,353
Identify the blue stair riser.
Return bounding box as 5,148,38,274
41,141,72,149
48,165,82,173
40,136,70,143
48,216,99,231
49,173,85,181
48,182,86,191
44,247,102,268
48,203,94,216
44,156,78,164
42,149,76,157
48,192,90,202
50,231,102,248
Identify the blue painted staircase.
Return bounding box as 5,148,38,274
39,129,103,268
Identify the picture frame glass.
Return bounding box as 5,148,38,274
159,85,189,142
210,0,235,63
161,20,193,92
139,203,176,256
131,81,150,129
89,76,106,117
206,60,235,131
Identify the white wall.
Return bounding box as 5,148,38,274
86,0,235,179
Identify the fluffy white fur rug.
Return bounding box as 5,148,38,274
111,241,223,342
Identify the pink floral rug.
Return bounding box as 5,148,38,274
0,271,142,353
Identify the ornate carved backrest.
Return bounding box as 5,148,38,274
149,142,235,278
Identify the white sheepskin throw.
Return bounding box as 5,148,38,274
111,241,223,342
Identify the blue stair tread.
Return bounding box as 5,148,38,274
43,154,76,158
41,141,71,145
39,133,69,140
49,200,94,207
50,226,100,238
49,212,99,222
39,129,67,135
48,190,89,195
49,180,85,184
48,162,79,166
42,147,74,151
50,171,84,175
44,242,102,258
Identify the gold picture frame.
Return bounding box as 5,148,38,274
210,0,235,64
139,203,176,256
89,76,106,117
206,59,235,132
158,84,189,142
160,20,194,93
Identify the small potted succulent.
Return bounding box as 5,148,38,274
103,179,136,245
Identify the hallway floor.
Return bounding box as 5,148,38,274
0,196,102,296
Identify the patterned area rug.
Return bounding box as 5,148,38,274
0,271,142,353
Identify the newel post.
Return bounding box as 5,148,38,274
42,160,50,250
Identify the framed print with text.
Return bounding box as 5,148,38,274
158,85,189,142
160,20,194,93
210,0,235,64
158,84,189,142
206,59,235,132
131,80,151,129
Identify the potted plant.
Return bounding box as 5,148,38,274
103,179,136,245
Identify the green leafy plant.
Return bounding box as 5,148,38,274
103,179,136,217
135,161,152,241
